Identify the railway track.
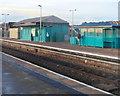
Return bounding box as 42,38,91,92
1,39,120,95
1,39,120,64
1,39,120,73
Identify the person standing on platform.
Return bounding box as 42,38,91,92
76,32,81,46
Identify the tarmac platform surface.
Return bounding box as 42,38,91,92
1,52,113,95
2,53,82,94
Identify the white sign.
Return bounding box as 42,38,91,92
31,28,35,36
46,32,49,37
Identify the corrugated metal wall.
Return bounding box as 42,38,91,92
20,24,68,42
20,27,31,40
50,24,68,42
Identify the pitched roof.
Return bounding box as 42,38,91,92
16,15,68,24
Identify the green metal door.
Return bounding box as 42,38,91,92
103,29,113,48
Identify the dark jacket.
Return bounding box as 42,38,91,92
78,34,81,39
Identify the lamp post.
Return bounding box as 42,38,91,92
69,9,76,37
1,13,9,37
38,5,42,42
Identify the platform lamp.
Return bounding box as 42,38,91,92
38,5,42,42
1,13,9,37
69,9,76,37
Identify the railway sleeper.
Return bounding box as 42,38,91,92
2,45,119,95
2,40,119,63
2,42,119,71
2,43,119,78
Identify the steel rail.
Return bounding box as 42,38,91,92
1,39,119,66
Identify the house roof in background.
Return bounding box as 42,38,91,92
75,21,120,28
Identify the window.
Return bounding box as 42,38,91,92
116,29,120,37
81,29,86,36
27,29,29,35
96,29,102,37
104,29,112,38
81,29,87,32
88,29,94,37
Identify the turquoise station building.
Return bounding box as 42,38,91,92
14,15,69,42
70,21,120,48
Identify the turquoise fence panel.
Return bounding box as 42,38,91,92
73,37,77,44
72,27,120,48
35,27,40,41
55,25,61,42
57,25,64,41
94,28,103,47
37,27,44,42
80,28,88,46
50,24,68,42
116,38,120,48
51,25,58,42
33,36,39,41
20,27,31,40
113,28,120,48
20,28,23,39
70,37,77,44
40,28,45,42
114,28,120,48
80,36,86,46
33,37,36,41
95,37,103,47
70,37,73,44
54,25,63,42
87,28,95,47
87,37,95,46
61,25,68,41
50,25,56,42
58,25,65,41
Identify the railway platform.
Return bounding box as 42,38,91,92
1,52,113,95
2,38,119,57
2,52,83,95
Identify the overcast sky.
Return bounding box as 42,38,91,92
0,0,119,24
